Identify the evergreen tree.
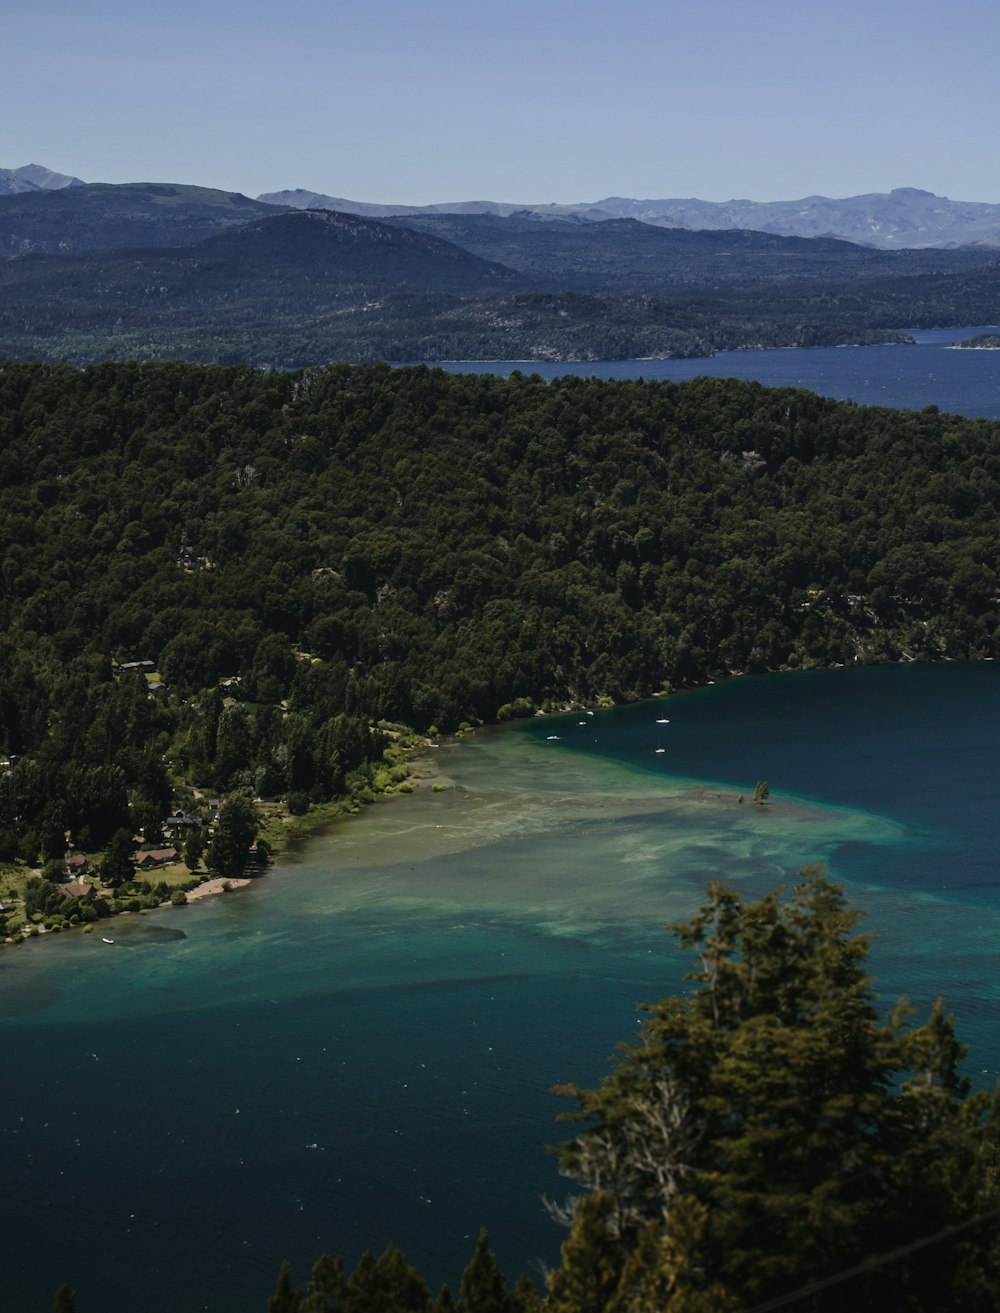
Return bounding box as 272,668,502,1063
269,1260,302,1313
552,871,1000,1311
457,1230,506,1313
206,792,260,877
52,1284,76,1313
183,824,204,871
302,1253,344,1313
99,827,134,888
506,1275,542,1313
432,1284,457,1313
545,1194,623,1313
342,1246,431,1313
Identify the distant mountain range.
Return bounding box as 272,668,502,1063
2,174,999,367
258,186,1000,251
0,163,84,195
0,182,285,254
6,165,1000,248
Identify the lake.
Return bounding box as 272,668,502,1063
4,338,1000,1312
431,325,1000,419
3,662,1000,1313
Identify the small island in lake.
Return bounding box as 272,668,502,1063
949,333,1000,349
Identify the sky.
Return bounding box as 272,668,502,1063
5,0,1000,205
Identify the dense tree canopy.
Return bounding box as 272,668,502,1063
3,360,1000,854
551,873,1000,1310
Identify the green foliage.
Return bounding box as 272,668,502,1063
99,829,135,889
497,697,535,722
4,361,1000,855
551,872,1000,1310
206,793,260,877
341,1247,431,1313
301,1253,344,1313
52,1284,76,1313
23,877,76,922
268,1260,302,1313
41,857,65,883
506,1274,542,1313
546,1194,624,1313
183,826,204,871
457,1230,506,1313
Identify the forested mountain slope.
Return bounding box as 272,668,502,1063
382,211,993,291
3,183,1000,364
2,361,1000,862
0,182,288,254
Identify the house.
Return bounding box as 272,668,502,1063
164,812,201,830
65,852,90,878
64,881,95,900
132,848,180,870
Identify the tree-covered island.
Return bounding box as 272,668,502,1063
4,360,1000,938
951,333,1000,349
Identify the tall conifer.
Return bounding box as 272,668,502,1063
457,1230,506,1313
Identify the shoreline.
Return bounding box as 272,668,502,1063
0,668,919,955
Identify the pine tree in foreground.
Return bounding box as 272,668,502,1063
53,1285,76,1313
458,1230,507,1313
552,870,1000,1310
268,1259,302,1313
268,872,1000,1311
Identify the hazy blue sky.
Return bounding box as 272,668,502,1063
5,0,1000,203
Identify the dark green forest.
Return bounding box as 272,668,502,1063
11,362,1000,1309
3,359,1000,891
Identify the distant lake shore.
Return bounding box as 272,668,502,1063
415,324,1000,419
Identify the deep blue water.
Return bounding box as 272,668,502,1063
431,326,1000,419
4,665,1000,1313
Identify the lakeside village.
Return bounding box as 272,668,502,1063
0,657,431,949
0,786,268,947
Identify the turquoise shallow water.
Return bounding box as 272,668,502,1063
2,663,1000,1312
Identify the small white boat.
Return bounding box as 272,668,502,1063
655,748,666,754
102,936,115,945
546,735,561,740
656,718,670,724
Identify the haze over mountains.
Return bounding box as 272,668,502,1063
1,169,999,367
258,185,1000,251
4,164,1000,248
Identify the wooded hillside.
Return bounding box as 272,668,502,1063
2,360,999,862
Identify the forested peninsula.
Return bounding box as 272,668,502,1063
3,360,1000,937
